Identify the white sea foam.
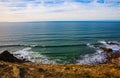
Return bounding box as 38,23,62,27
30,44,37,47
78,40,120,64
77,42,107,64
99,40,120,51
87,43,94,48
13,47,32,61
98,40,106,44
13,47,56,64
77,50,106,64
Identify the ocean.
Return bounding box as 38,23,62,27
0,21,120,64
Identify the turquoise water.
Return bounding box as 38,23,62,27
0,21,120,64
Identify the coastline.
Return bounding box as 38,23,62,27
0,50,120,78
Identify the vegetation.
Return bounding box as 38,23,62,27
0,61,120,78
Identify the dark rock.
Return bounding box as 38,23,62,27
64,67,70,70
106,52,120,64
0,50,25,63
38,68,45,72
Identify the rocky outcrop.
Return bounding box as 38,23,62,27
94,46,120,64
106,52,120,64
0,50,26,63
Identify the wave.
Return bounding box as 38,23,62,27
77,41,108,64
0,44,87,48
0,44,21,47
78,40,120,64
35,44,87,48
3,40,119,64
12,47,56,64
77,50,107,64
98,40,120,51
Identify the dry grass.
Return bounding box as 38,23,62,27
0,61,120,78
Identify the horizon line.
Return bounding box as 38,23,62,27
0,20,120,23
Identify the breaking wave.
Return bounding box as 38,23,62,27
77,50,106,64
77,40,120,64
12,47,56,64
77,42,106,64
0,44,87,48
99,40,120,51
3,40,120,64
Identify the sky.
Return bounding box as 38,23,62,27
0,0,120,22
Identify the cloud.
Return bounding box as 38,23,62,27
0,0,120,21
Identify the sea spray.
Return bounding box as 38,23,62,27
77,42,107,64
77,50,107,64
99,40,120,51
77,40,120,64
13,47,56,64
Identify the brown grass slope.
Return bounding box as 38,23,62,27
0,61,120,78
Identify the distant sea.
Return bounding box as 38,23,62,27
0,21,120,64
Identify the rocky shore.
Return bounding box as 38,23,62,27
0,50,120,78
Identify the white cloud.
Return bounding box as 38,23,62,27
0,0,120,22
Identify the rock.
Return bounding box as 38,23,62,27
38,68,45,72
111,57,120,64
106,52,120,64
0,50,25,63
94,46,113,53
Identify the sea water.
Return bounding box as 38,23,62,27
0,21,120,64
